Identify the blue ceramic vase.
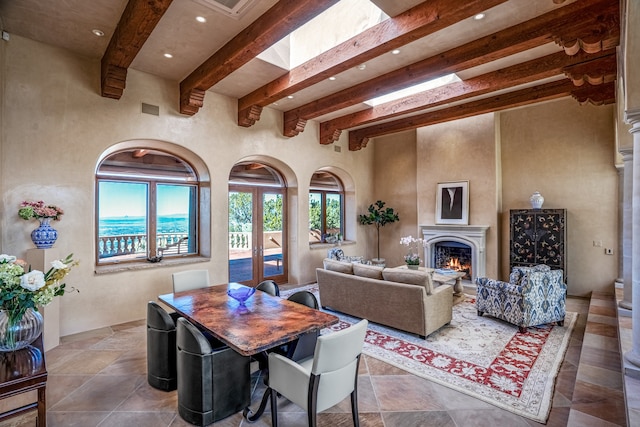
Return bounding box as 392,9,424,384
31,218,58,249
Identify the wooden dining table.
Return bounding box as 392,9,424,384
158,283,339,356
159,283,339,422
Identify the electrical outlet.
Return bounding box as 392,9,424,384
605,248,614,255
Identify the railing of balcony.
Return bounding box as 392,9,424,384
229,232,251,249
98,233,189,258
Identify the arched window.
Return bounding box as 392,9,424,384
96,148,201,265
309,171,344,244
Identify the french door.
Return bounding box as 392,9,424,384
228,185,286,286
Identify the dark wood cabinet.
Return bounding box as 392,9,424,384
510,209,566,279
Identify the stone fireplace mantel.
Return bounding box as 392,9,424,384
421,225,489,282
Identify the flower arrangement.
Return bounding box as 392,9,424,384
400,235,427,266
18,200,64,221
0,253,78,348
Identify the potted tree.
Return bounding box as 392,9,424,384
358,200,399,266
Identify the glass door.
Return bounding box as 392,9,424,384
229,186,286,285
262,191,284,281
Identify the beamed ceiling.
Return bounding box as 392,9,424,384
0,0,619,150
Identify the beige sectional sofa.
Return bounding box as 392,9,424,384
316,259,453,338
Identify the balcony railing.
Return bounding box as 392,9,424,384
98,233,189,258
99,231,282,258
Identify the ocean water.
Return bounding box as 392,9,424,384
99,215,189,236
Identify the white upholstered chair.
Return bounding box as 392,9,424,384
172,269,210,293
267,319,368,427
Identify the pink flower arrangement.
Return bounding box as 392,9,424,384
18,200,64,221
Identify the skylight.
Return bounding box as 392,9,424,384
258,0,388,70
364,74,462,106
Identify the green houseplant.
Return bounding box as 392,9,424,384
358,200,399,263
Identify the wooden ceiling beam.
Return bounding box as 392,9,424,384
101,0,173,99
320,49,616,144
179,0,339,116
348,79,579,151
284,0,618,138
237,0,509,127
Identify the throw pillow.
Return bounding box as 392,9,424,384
353,263,384,279
323,258,353,274
382,268,433,295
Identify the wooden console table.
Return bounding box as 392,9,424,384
0,336,47,426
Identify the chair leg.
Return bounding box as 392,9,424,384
477,310,484,317
307,410,317,427
518,326,527,333
557,318,564,327
270,388,278,427
350,389,360,427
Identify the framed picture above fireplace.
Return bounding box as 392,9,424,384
436,181,469,225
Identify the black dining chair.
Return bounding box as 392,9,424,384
176,317,251,426
146,301,178,391
279,291,320,361
256,279,280,297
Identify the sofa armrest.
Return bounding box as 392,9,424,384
422,284,453,336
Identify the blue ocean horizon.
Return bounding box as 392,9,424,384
99,214,189,236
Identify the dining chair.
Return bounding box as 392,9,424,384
256,279,280,297
146,301,178,391
267,319,368,427
279,291,320,361
176,317,251,426
172,269,210,293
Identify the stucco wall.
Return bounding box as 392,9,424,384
415,113,500,279
500,99,618,297
374,102,617,297
0,35,374,336
370,130,417,267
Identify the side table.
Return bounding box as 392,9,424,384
0,335,47,426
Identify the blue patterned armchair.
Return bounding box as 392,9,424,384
475,265,566,333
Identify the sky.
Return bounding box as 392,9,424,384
99,182,191,218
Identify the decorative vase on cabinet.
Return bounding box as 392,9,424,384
529,191,544,209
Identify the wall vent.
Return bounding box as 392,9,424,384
141,103,160,116
191,0,258,19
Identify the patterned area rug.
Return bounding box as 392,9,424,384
282,284,577,423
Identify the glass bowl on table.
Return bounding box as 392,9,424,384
227,285,256,306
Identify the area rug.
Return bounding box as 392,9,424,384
282,284,577,423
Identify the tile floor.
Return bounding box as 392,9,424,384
0,288,629,427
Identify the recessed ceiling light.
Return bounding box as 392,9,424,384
473,13,485,20
329,76,336,81
196,16,207,23
391,49,401,55
92,29,105,37
358,64,366,71
287,95,294,99
164,53,173,58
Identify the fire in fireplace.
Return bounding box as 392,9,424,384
433,241,472,280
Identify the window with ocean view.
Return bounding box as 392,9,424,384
96,148,199,265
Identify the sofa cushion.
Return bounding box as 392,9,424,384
382,268,433,295
353,263,384,279
323,258,353,274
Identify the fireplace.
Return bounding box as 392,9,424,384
421,225,488,282
433,241,472,280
